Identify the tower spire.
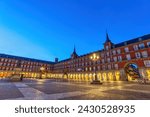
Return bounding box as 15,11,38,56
105,29,111,43
71,45,78,59
73,45,76,53
105,30,111,43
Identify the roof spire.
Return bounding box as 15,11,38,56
105,30,111,43
71,45,78,59
73,45,76,53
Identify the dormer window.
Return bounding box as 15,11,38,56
147,42,150,47
139,43,145,49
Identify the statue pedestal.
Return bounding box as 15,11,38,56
91,80,103,85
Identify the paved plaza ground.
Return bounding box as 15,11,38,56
0,78,150,100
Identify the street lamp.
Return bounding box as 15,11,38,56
40,67,45,79
90,53,102,85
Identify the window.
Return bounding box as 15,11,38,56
126,54,131,60
107,58,110,62
1,58,4,62
135,52,141,58
117,49,121,54
139,43,145,49
108,65,111,70
144,60,150,67
89,67,92,71
147,42,150,47
114,64,118,69
141,51,148,58
102,65,106,70
97,60,100,64
112,50,116,55
113,57,117,62
106,46,109,50
93,67,95,71
102,59,105,63
125,47,129,52
133,45,138,51
118,56,122,61
89,61,91,65
101,53,104,58
86,67,88,71
107,52,109,56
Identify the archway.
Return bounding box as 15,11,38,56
63,73,68,79
124,63,140,81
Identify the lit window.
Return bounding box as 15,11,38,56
141,51,148,58
89,67,92,71
86,67,88,71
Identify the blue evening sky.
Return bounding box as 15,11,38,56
0,0,150,61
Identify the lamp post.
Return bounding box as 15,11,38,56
90,53,102,85
40,67,45,79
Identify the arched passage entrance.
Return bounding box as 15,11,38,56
124,63,140,81
62,73,68,79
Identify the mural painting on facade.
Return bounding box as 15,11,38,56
124,63,140,81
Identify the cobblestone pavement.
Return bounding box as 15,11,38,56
0,78,150,100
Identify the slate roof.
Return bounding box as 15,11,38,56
0,53,54,64
114,34,150,48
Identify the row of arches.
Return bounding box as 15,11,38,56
51,71,121,82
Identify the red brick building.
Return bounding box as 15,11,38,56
52,33,150,82
0,33,150,82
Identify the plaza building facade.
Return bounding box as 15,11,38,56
52,33,150,82
0,54,54,78
0,33,150,82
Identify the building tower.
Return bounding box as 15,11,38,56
71,45,78,59
104,32,114,50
